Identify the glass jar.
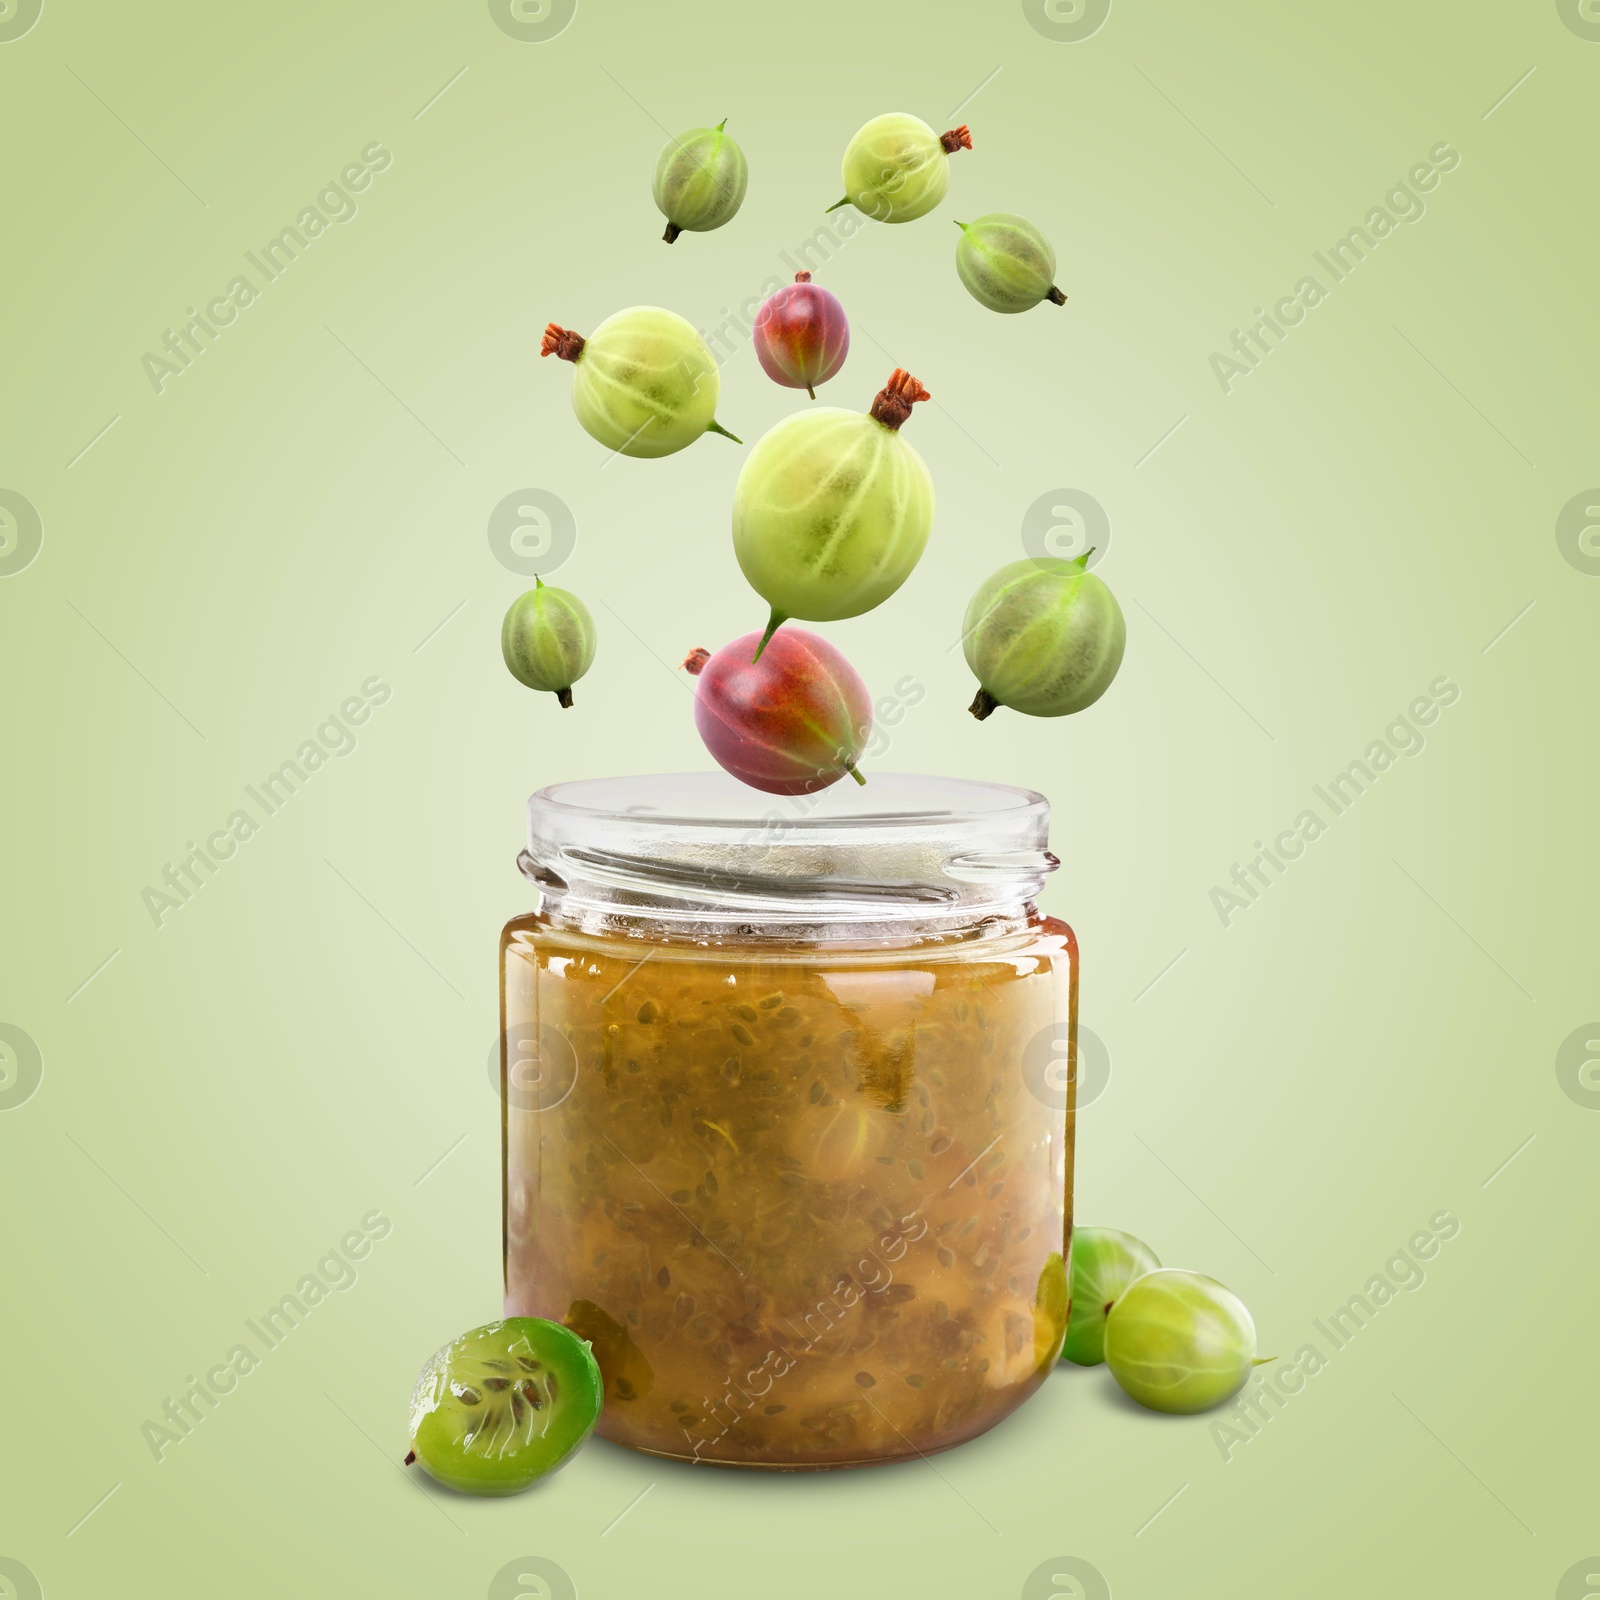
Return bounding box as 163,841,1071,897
500,772,1077,1470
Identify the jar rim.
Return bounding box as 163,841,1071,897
523,771,1058,932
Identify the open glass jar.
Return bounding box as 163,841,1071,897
500,772,1077,1470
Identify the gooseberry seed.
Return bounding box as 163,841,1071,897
684,629,871,795
734,367,935,662
963,550,1125,721
752,272,850,399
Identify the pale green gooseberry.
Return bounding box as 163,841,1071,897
501,578,596,708
962,553,1125,720
653,118,748,243
1062,1227,1162,1366
1104,1269,1270,1414
732,368,934,658
955,213,1066,314
826,113,972,223
540,308,740,458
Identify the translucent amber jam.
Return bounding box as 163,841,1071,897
501,773,1075,1469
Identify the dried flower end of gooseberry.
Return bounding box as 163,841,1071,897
940,125,973,154
868,368,931,432
540,323,586,362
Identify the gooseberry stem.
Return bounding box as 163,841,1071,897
1047,286,1067,305
969,687,1000,721
1252,1356,1277,1366
555,687,574,709
806,383,816,400
662,222,681,244
751,610,787,663
845,761,866,787
705,419,743,443
824,196,853,213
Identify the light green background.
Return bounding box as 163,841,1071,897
2,1,1596,1596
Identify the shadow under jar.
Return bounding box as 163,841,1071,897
501,772,1078,1469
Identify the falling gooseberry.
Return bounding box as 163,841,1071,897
733,368,935,660
684,629,871,794
752,272,850,398
653,119,748,244
955,213,1067,314
501,578,596,709
962,553,1125,720
541,308,741,458
827,114,972,223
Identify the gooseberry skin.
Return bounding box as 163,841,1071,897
653,119,748,243
686,628,871,794
1103,1269,1262,1414
501,578,596,708
752,272,850,398
1061,1227,1162,1366
955,213,1066,314
962,554,1125,720
827,114,972,223
733,369,934,657
540,308,740,458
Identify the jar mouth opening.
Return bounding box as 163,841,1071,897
523,772,1057,932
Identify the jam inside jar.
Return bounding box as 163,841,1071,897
501,772,1077,1469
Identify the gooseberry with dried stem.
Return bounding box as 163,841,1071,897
733,368,934,660
541,308,740,458
752,272,850,398
826,114,971,223
684,628,871,794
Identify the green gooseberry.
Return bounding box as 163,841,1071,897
962,552,1125,720
1104,1269,1268,1414
540,308,741,458
501,577,596,708
406,1317,603,1495
653,118,748,243
955,213,1066,314
826,113,972,223
1062,1227,1161,1366
732,368,935,658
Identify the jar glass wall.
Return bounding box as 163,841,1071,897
501,773,1077,1470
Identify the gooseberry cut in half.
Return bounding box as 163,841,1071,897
1062,1227,1161,1366
1104,1269,1266,1414
684,628,871,794
653,119,748,243
406,1317,603,1494
955,213,1067,314
733,368,935,659
541,308,741,458
962,553,1125,720
752,272,850,398
827,113,972,223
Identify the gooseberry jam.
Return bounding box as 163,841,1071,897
501,773,1077,1469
